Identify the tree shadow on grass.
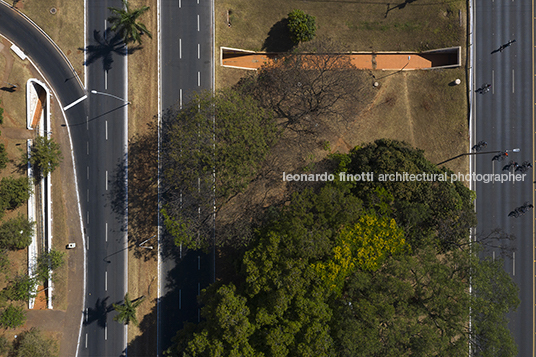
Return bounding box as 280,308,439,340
385,0,419,17
127,119,159,261
262,18,295,53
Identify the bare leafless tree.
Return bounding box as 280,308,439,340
237,39,365,133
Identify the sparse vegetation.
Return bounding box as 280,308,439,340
0,144,7,170
11,328,59,357
35,249,65,283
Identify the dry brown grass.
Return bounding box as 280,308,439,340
215,0,466,88
213,0,469,249
0,26,83,357
123,0,159,355
216,0,464,51
16,0,85,85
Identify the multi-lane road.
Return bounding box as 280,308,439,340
158,0,214,354
473,0,533,356
3,0,534,355
79,1,129,356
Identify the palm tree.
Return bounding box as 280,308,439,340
113,293,145,326
107,0,152,46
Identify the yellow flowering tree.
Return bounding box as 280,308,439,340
314,214,407,294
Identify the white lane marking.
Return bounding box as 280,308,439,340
104,19,106,33
105,70,108,90
179,39,182,59
197,0,199,3
492,251,495,261
179,289,182,309
105,222,108,242
179,0,181,8
87,211,89,224
198,43,200,59
87,166,89,180
85,333,88,348
87,235,89,250
105,271,108,291
180,89,183,109
105,322,108,340
105,120,108,140
197,15,200,31
63,95,88,111
87,189,89,202
512,69,514,93
198,71,200,86
198,255,200,270
106,171,108,190
492,70,495,94
512,252,515,276
87,142,89,155
85,308,88,322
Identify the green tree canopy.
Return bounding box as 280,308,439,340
36,249,65,283
0,214,34,250
0,176,31,214
287,10,316,44
0,305,25,329
27,136,62,180
108,0,152,45
1,274,37,302
162,89,278,249
346,139,476,250
167,141,515,357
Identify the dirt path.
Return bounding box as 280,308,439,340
402,74,416,146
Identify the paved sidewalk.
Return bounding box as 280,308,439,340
222,51,457,70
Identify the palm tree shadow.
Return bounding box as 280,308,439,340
84,296,116,328
80,29,142,71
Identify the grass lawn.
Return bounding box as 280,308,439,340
214,0,468,173
17,0,85,86
216,0,464,52
122,0,159,355
213,0,469,251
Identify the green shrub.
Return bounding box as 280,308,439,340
287,9,316,44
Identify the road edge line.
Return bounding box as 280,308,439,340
0,0,84,89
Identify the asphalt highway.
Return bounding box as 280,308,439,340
78,1,129,356
474,0,533,355
159,0,214,354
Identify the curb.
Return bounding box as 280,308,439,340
0,0,84,89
